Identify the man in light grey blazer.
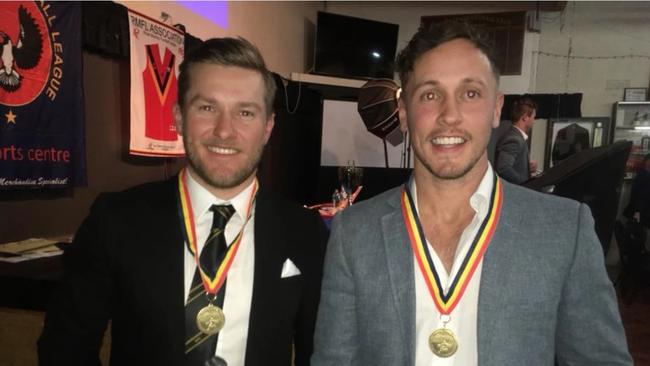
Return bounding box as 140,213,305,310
312,21,631,366
495,97,538,184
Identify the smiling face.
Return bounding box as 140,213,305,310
174,63,274,198
399,38,503,182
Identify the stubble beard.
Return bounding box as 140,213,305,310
183,134,264,191
412,129,490,181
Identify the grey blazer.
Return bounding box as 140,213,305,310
312,180,632,366
495,126,530,184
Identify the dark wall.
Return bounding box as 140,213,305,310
0,53,183,243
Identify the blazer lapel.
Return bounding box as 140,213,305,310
477,184,520,365
381,188,416,365
246,190,288,357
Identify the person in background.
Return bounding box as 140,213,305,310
494,97,538,184
38,37,328,366
311,21,631,366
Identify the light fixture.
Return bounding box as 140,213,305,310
371,51,381,59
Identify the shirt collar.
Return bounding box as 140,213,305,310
185,170,256,222
514,125,529,141
469,164,495,218
410,164,494,218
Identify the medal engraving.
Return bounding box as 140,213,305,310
428,328,458,358
196,304,225,335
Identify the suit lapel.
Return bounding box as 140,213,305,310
477,183,519,365
381,188,416,365
246,190,287,358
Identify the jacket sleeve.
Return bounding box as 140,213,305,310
555,203,633,365
38,195,113,366
495,134,528,184
311,214,358,366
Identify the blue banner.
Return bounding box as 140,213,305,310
0,1,84,189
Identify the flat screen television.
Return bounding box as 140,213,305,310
314,11,399,80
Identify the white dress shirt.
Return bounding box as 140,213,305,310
184,171,256,366
412,165,495,366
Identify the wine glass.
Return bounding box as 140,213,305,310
337,162,363,206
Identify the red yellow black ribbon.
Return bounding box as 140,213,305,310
177,168,258,294
401,174,502,315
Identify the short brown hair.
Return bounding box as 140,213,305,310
177,37,276,117
510,97,537,122
396,21,500,90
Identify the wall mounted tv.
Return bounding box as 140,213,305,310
314,11,399,80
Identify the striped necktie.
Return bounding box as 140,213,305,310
185,204,235,364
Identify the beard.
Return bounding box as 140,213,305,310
412,128,490,181
183,134,265,191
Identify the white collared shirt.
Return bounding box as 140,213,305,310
412,165,495,366
184,171,256,366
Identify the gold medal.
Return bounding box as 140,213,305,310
428,328,458,358
196,303,225,335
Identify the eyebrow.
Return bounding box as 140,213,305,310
187,95,263,111
187,94,216,106
411,77,488,93
237,102,263,111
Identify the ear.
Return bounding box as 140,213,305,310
398,97,409,133
263,113,275,144
173,103,183,135
492,93,504,129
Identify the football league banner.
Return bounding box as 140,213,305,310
0,1,85,189
128,9,185,157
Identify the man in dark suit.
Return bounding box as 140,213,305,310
38,37,328,366
494,97,537,184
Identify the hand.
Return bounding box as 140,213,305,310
633,212,641,222
529,160,538,173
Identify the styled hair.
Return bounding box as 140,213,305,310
177,37,276,117
510,97,537,122
396,21,500,90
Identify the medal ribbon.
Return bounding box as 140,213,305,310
177,168,258,295
401,174,502,315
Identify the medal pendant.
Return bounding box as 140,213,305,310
196,303,225,335
428,328,458,358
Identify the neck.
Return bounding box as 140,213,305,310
186,167,255,201
514,121,528,133
413,159,487,220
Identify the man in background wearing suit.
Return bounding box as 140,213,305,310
312,22,631,366
39,37,328,366
495,97,537,184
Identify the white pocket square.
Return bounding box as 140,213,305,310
281,258,301,278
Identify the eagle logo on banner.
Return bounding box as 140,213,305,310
0,2,50,109
0,2,85,189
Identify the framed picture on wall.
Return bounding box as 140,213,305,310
545,117,611,169
624,87,648,102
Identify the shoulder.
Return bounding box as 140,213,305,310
343,185,401,218
500,180,587,232
497,127,524,144
502,180,581,212
91,178,176,216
